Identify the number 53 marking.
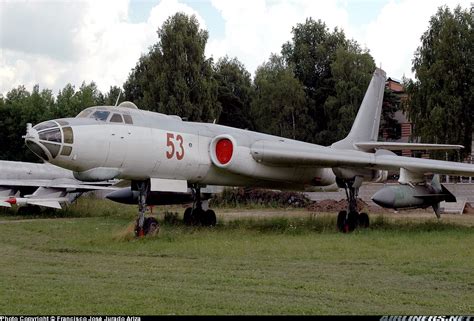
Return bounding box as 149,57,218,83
166,133,185,160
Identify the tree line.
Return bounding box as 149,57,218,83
0,5,471,163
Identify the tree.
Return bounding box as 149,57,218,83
104,86,124,106
53,84,80,118
404,5,473,157
53,82,104,119
323,44,376,141
124,13,220,122
380,88,401,140
0,85,55,162
251,55,307,140
281,18,376,145
214,57,253,129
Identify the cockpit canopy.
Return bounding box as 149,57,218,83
76,107,133,124
30,120,74,160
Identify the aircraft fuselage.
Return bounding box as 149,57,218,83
24,104,341,191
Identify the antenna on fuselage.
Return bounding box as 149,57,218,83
114,91,122,107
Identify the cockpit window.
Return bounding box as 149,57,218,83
43,142,60,158
76,109,93,118
110,113,123,123
123,114,133,124
34,121,58,131
91,110,110,121
39,128,61,143
62,127,74,144
26,141,48,160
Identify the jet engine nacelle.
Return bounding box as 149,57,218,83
209,135,335,185
209,134,260,176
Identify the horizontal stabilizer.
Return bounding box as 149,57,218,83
354,142,464,152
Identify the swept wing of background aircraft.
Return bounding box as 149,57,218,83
0,160,117,213
23,68,474,234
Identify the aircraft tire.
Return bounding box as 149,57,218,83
359,212,369,228
345,211,359,233
204,209,217,227
143,217,160,236
183,207,193,225
337,210,347,232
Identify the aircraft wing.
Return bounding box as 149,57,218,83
0,178,119,209
354,142,464,151
0,179,119,191
250,140,474,177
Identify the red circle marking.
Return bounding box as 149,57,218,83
216,138,233,165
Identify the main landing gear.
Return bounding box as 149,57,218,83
133,181,216,237
183,186,217,227
336,177,370,233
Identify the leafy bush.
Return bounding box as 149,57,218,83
209,187,310,208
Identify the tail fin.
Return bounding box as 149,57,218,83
331,68,386,150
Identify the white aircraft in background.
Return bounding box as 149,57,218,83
0,160,117,214
23,68,474,235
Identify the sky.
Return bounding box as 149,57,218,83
0,0,470,96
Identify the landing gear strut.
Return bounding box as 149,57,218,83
183,185,216,227
336,177,370,233
134,180,159,237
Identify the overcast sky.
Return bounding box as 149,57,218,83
0,0,470,96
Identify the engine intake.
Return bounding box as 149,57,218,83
210,135,236,168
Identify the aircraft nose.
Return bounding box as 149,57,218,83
23,123,39,141
24,124,49,161
371,187,396,208
24,120,65,161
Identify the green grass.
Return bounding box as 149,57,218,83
0,199,473,315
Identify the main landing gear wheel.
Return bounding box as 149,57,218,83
336,177,370,233
182,186,218,227
182,207,217,227
203,209,217,227
358,212,370,228
183,207,193,226
337,211,359,233
337,211,347,232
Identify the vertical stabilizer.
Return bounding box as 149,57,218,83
331,68,386,150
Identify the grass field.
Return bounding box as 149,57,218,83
0,198,473,315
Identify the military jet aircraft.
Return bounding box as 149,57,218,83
0,160,118,213
23,68,474,234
